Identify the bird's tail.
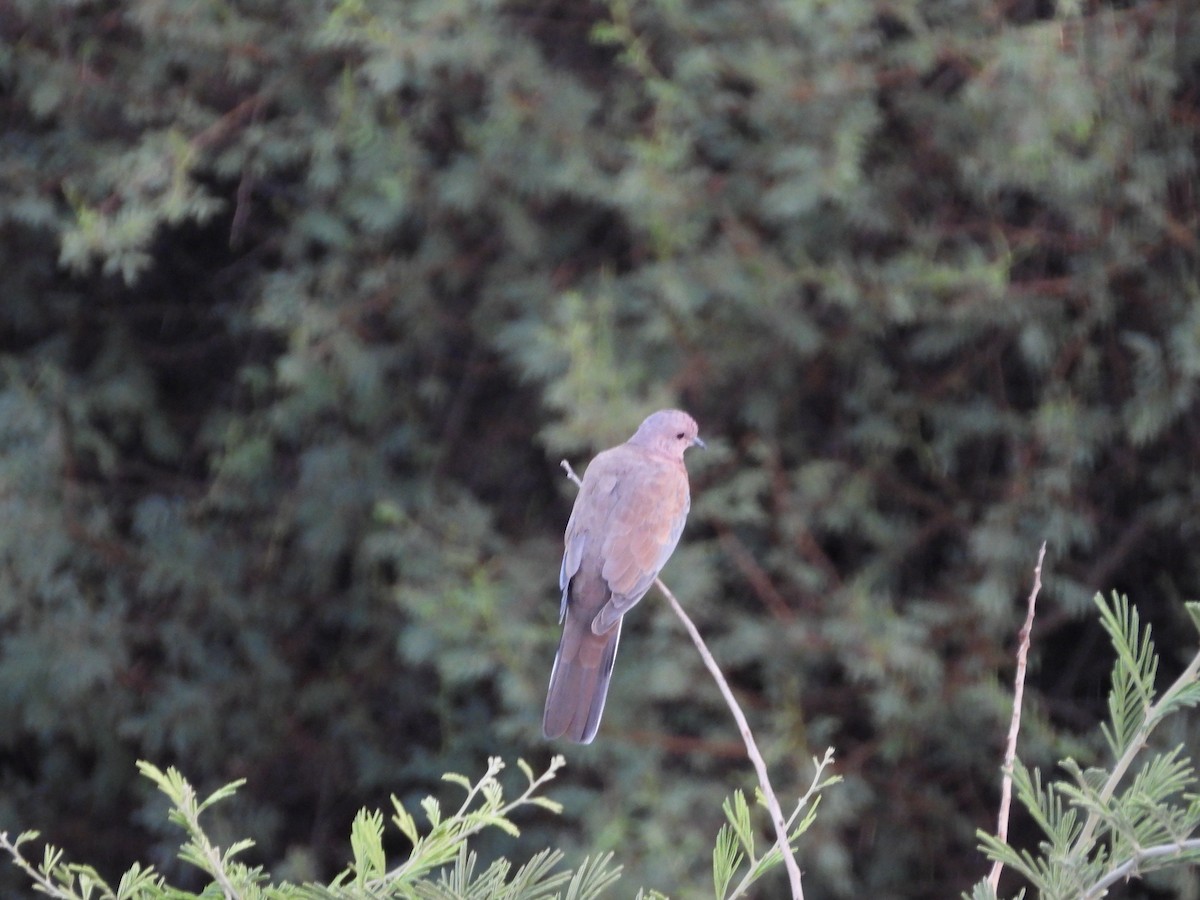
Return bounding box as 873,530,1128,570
542,617,622,744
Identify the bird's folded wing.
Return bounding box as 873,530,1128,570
559,462,622,619
594,456,690,633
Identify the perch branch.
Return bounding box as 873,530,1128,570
987,541,1047,894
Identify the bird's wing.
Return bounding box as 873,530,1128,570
559,457,621,622
591,449,690,633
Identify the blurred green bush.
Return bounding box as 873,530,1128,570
1,0,1198,896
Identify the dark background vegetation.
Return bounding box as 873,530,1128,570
2,0,1198,896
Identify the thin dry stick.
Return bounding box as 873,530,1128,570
987,541,1048,895
561,460,805,900
655,575,805,899
1081,837,1200,899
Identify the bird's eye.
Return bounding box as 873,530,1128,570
676,432,686,439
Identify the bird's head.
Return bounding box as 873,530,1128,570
629,409,705,458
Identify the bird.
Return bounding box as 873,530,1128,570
543,409,704,743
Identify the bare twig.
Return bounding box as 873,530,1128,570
655,575,805,899
561,459,805,900
1081,838,1200,899
987,541,1047,894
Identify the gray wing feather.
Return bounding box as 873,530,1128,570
558,532,586,623
592,492,689,634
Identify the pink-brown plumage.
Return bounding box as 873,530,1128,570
543,409,704,743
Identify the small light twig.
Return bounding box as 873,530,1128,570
561,459,805,899
1081,838,1200,899
655,575,805,899
987,541,1047,894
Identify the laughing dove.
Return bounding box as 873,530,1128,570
543,409,704,743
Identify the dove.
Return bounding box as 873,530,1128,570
543,409,704,743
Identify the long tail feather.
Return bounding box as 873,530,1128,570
542,618,622,743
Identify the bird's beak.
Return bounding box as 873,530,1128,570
692,436,706,449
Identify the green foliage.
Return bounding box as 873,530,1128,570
8,595,1200,900
971,594,1200,900
711,749,839,899
1,0,1199,895
1,757,623,900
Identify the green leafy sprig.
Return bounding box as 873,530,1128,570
971,594,1200,900
1,756,621,900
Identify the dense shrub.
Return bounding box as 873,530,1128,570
1,0,1197,895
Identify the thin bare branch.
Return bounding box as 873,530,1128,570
655,575,805,899
987,541,1047,894
1081,838,1200,899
